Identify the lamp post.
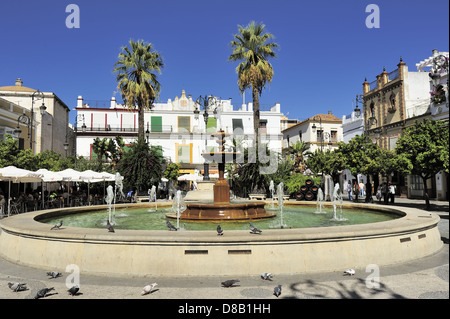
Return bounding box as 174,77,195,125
30,90,47,151
14,90,46,151
74,114,86,169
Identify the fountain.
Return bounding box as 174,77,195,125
172,190,186,229
269,180,275,209
314,187,325,214
166,129,276,221
105,185,115,224
332,183,346,221
149,185,157,210
276,182,287,228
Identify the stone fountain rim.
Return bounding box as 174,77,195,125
0,201,439,244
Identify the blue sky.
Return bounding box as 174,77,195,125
1,0,448,125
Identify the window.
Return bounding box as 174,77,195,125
389,94,396,108
206,117,217,133
260,120,267,134
151,116,162,132
410,175,423,191
330,130,338,142
178,116,190,133
232,119,244,134
316,129,323,141
389,136,398,150
176,144,192,163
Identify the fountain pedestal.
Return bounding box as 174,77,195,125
166,130,275,221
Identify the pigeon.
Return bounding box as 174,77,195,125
106,220,115,233
166,218,177,231
273,285,282,297
47,271,62,279
141,283,158,295
217,224,224,236
50,220,63,230
67,285,79,296
249,222,262,234
261,272,273,280
34,287,55,299
343,268,355,276
221,279,240,288
8,282,27,292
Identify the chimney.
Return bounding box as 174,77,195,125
15,78,23,87
432,49,438,56
328,111,332,115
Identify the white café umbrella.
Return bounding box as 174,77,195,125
80,170,107,205
178,174,203,182
35,169,65,209
0,166,43,216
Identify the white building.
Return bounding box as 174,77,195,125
0,78,71,155
75,90,284,174
281,111,343,153
416,49,449,121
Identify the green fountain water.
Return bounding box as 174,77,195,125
41,205,398,231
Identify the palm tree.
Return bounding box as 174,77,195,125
229,21,278,151
113,39,164,142
288,141,310,173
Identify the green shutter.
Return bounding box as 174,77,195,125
151,116,162,132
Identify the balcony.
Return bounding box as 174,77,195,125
76,125,174,133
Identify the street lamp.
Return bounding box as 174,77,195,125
74,114,86,169
30,90,47,151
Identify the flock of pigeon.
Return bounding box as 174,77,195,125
221,272,283,297
6,270,79,299
43,217,357,299
6,270,158,299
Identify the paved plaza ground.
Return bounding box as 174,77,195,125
0,197,448,300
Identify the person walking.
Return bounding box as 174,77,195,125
353,182,359,202
381,182,388,204
347,181,353,201
359,180,365,198
389,182,396,204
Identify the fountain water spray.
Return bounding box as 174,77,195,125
105,185,115,224
172,190,187,229
269,180,275,209
277,182,287,228
315,187,325,214
150,185,157,211
332,183,346,221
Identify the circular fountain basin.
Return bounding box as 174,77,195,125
166,201,274,221
0,202,443,278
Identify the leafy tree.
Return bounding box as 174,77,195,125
229,21,278,152
306,148,346,184
395,119,449,209
338,135,384,183
114,39,164,142
92,137,108,170
0,135,20,167
163,162,180,182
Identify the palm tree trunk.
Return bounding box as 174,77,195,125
138,106,145,143
252,86,260,152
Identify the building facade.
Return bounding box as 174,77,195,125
362,53,449,200
75,90,284,174
281,111,343,153
0,78,71,155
